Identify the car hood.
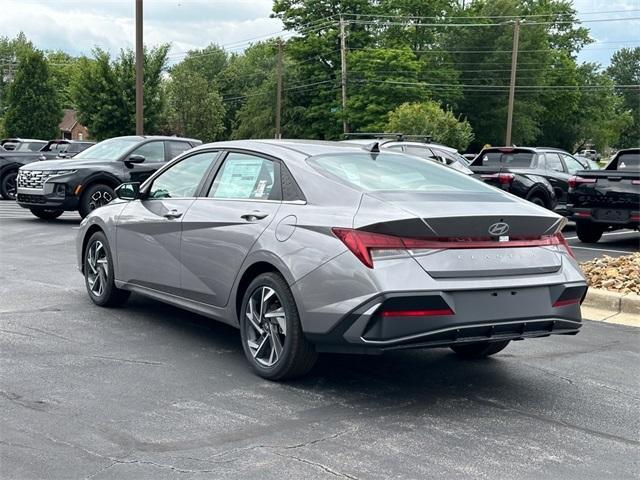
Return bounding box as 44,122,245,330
20,157,115,170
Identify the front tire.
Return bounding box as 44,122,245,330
451,340,510,359
30,208,64,220
240,273,317,380
0,170,17,200
576,221,603,243
84,231,130,307
79,184,115,218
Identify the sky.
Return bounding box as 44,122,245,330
1,0,639,67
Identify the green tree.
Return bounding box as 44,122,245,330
46,51,80,109
386,101,474,150
70,45,169,140
0,32,35,126
4,49,61,139
608,48,640,148
165,68,225,141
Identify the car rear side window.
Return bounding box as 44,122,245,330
208,153,281,200
308,152,496,193
479,151,535,167
545,153,565,172
167,141,192,159
148,152,217,199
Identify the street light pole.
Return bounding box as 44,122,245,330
505,19,520,146
339,16,348,134
135,0,144,135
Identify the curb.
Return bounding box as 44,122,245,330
582,288,640,327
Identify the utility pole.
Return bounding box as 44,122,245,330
505,18,520,146
135,0,144,135
275,39,283,139
339,16,348,134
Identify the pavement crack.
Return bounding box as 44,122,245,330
472,395,640,447
83,461,118,480
89,355,166,366
0,391,49,412
273,451,359,479
0,328,35,338
24,326,74,342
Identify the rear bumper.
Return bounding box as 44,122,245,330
569,207,639,228
305,285,586,353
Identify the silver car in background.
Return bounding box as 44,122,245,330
76,140,587,380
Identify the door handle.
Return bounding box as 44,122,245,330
163,209,183,219
241,211,269,221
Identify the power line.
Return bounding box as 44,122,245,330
338,9,640,21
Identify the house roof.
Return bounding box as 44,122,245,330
59,109,78,132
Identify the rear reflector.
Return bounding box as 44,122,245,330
553,298,580,308
381,308,454,317
332,228,576,268
631,213,640,221
632,180,640,185
575,211,591,218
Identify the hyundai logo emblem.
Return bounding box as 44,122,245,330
488,222,510,236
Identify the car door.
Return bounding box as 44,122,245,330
180,151,283,307
125,140,168,183
116,151,220,294
544,152,570,205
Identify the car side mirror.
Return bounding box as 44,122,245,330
115,182,140,201
124,154,145,168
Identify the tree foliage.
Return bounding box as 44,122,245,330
4,49,61,139
607,48,640,148
70,45,169,140
387,101,474,150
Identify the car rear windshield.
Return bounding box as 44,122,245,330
478,150,535,167
307,152,498,193
74,137,142,160
615,152,640,171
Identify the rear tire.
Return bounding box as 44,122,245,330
79,184,115,218
240,273,317,380
83,231,130,307
528,196,546,208
0,170,17,200
576,222,603,243
451,340,510,359
30,208,64,220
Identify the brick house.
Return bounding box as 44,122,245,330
59,109,90,140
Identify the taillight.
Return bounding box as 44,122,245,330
568,176,596,189
555,232,576,259
332,228,576,268
481,172,515,186
553,298,580,308
632,180,640,185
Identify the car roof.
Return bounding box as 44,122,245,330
191,139,393,158
110,135,202,144
1,138,46,143
342,138,457,152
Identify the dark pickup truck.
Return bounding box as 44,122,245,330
568,148,639,243
0,140,95,200
470,147,593,215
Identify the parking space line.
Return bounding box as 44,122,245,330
571,246,632,254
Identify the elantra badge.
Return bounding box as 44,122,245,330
488,222,510,236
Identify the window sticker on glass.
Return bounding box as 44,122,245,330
210,155,275,200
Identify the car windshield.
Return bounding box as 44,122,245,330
308,152,497,193
479,151,535,167
615,152,640,171
73,137,141,160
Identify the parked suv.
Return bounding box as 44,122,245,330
0,138,47,152
0,140,94,200
470,147,592,215
16,135,201,219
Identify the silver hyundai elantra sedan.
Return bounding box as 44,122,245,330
76,140,587,380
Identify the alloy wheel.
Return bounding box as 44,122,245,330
88,189,113,211
244,286,287,367
86,240,108,297
5,172,17,199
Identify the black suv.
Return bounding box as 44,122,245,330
16,135,201,219
0,140,95,200
469,147,592,214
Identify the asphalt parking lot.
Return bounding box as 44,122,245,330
1,200,639,479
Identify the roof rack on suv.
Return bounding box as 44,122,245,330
343,132,434,143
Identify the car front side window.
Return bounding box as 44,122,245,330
148,152,218,199
208,153,280,201
131,141,166,162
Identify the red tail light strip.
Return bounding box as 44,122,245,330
480,172,515,185
332,228,576,268
553,298,580,308
381,308,454,317
568,176,597,189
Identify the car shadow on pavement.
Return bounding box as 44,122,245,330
120,294,546,409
